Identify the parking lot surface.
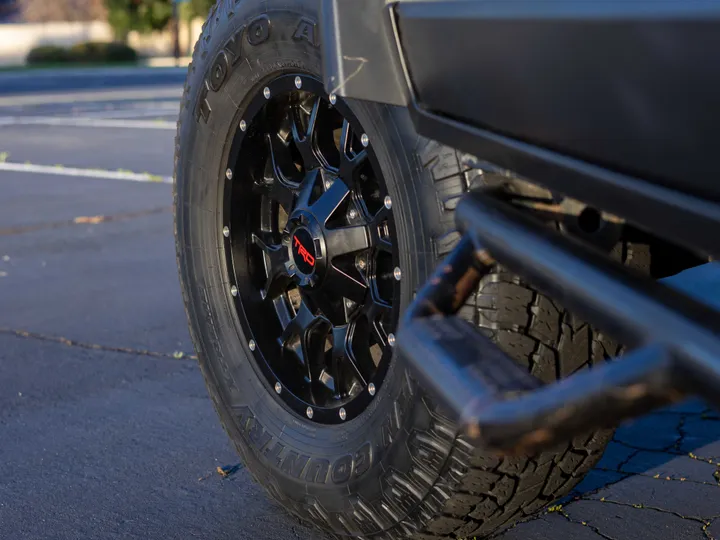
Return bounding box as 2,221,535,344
0,74,717,540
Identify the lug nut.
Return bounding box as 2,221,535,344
393,267,402,281
294,76,302,89
388,333,396,347
306,406,314,419
230,285,238,296
226,168,233,180
222,226,230,237
329,93,337,105
263,87,271,99
339,408,347,421
274,382,282,394
239,119,247,132
249,339,256,351
368,383,376,396
361,133,369,147
384,195,392,210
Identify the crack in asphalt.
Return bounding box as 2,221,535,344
615,449,640,472
704,518,717,540
554,407,720,539
610,438,686,456
593,466,719,488
670,413,690,452
586,498,720,540
0,327,196,361
550,506,619,540
688,452,720,486
0,206,172,236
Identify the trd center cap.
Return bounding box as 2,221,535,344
291,227,316,275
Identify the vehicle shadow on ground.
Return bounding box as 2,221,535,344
499,398,720,540
573,398,720,496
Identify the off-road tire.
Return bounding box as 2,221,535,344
174,1,649,538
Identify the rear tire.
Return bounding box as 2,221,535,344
174,2,649,538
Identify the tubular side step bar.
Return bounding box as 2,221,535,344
397,192,720,455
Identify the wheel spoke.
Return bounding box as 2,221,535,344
330,325,350,394
282,300,326,379
325,224,370,257
370,205,393,253
291,98,322,170
266,132,301,183
295,169,320,211
363,298,392,346
324,264,367,305
252,232,291,299
305,97,321,139
305,287,343,324
372,205,390,224
375,235,392,254
257,156,295,213
310,177,351,224
257,132,300,213
339,149,368,180
331,324,371,392
339,119,352,157
338,119,368,179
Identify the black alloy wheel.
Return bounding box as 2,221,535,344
222,74,400,425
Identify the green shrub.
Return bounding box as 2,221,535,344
103,42,138,63
69,41,106,63
26,45,71,65
26,42,138,66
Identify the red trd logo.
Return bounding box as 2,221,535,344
293,235,315,267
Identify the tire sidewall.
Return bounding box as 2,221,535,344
175,2,455,536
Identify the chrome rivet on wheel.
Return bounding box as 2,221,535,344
393,267,402,281
249,339,256,351
274,382,282,394
263,87,271,99
388,333,396,347
329,93,337,105
294,76,302,89
368,383,376,396
226,168,233,180
348,208,358,220
384,195,392,210
230,285,238,296
324,178,334,190
222,226,230,237
306,406,314,419
339,408,347,421
345,298,354,309
361,133,369,147
239,119,247,132
356,257,366,271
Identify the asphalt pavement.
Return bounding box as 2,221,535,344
0,77,317,540
0,67,187,95
0,70,718,540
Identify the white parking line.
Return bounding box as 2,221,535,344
75,108,178,120
0,116,176,129
0,162,173,184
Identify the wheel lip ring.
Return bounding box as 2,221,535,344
220,73,400,425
